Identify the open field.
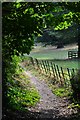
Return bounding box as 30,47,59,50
48,59,79,69
24,44,80,69
28,44,78,59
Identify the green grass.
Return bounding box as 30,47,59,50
49,59,79,69
49,82,72,98
52,87,70,97
28,49,68,59
7,68,40,111
28,47,78,59
24,47,79,69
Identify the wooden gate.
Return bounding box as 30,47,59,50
68,51,78,59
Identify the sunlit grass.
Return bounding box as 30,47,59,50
24,47,79,69
7,69,40,111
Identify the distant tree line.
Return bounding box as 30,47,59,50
36,22,78,48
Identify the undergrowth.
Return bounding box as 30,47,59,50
7,72,40,111
50,85,71,97
4,55,40,111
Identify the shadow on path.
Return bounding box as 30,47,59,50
2,108,80,120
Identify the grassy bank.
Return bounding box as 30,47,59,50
3,55,40,111
7,70,40,111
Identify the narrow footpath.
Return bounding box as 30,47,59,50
20,63,79,119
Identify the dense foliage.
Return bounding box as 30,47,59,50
36,24,78,47
70,70,80,101
3,55,40,111
60,2,80,57
2,2,80,58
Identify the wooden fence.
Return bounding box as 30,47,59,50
29,57,78,87
68,51,78,59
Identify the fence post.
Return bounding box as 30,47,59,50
38,60,42,72
47,61,52,77
61,67,66,86
72,68,75,76
35,58,39,69
42,60,46,74
56,65,63,85
50,62,55,78
67,68,71,78
45,60,49,75
44,60,48,74
30,57,34,66
40,60,44,73
54,64,58,81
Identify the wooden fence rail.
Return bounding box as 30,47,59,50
29,57,78,87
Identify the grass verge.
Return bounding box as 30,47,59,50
7,68,40,111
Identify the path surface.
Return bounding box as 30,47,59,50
21,64,78,119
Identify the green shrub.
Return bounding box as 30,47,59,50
3,55,40,111
7,85,40,110
52,87,70,97
70,70,80,101
3,55,22,107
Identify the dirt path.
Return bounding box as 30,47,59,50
20,64,78,119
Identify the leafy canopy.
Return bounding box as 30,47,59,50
2,2,80,58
